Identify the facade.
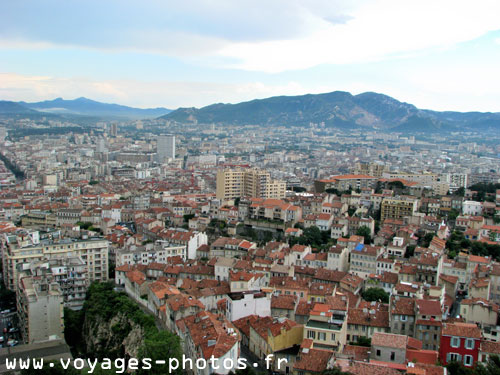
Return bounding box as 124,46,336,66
216,167,286,200
157,134,175,162
17,276,64,344
439,322,481,368
381,196,418,222
2,234,109,290
17,257,88,310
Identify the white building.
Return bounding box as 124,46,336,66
157,134,175,162
226,291,271,322
463,201,483,216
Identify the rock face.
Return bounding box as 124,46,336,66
83,312,145,359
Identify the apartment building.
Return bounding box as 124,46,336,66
314,174,378,193
17,257,88,310
17,276,64,344
216,167,286,200
381,196,419,222
2,233,108,290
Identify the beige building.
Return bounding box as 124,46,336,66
17,257,89,310
355,162,387,178
216,167,286,200
17,276,64,344
2,234,109,290
460,298,498,327
381,196,419,222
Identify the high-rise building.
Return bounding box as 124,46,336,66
17,276,64,343
157,135,175,162
380,196,419,222
216,167,286,200
2,234,109,291
110,123,118,137
96,137,107,153
0,127,7,141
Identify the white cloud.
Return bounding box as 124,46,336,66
0,73,326,109
217,0,500,72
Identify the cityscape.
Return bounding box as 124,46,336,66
2,2,500,375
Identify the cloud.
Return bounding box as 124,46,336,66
0,73,326,109
218,0,500,72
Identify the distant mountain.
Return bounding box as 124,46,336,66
0,101,39,114
20,97,171,119
161,91,500,133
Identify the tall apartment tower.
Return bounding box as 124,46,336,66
216,167,286,200
157,135,175,162
110,123,118,137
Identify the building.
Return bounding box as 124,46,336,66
17,257,88,310
157,134,175,162
176,311,241,375
381,196,419,222
439,322,481,368
17,275,64,344
216,167,286,200
226,291,271,321
304,301,347,352
2,234,109,290
314,174,378,193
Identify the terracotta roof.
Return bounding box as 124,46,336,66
372,332,407,349
271,294,297,310
480,340,500,354
293,348,333,373
442,322,481,339
416,299,442,316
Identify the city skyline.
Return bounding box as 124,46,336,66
1,1,500,111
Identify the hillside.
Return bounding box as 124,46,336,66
21,97,171,119
161,91,500,132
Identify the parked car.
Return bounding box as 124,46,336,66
0,336,4,343
8,328,18,333
7,339,18,347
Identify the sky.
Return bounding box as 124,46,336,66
1,0,500,111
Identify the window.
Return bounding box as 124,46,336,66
307,331,316,339
390,352,395,361
451,337,460,348
447,353,461,362
464,355,473,367
376,350,381,357
465,339,475,350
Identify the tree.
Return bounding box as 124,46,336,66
362,287,389,303
356,226,371,244
349,336,371,347
455,187,465,197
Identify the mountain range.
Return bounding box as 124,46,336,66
1,92,500,132
0,97,171,119
161,91,500,133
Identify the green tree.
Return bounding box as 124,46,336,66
349,336,371,347
362,287,389,303
356,226,371,244
138,331,183,375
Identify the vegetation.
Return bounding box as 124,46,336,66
349,336,371,347
468,182,500,202
446,355,500,375
64,282,183,374
0,152,25,179
446,230,500,261
288,226,333,250
355,226,372,244
362,287,389,303
183,213,195,222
